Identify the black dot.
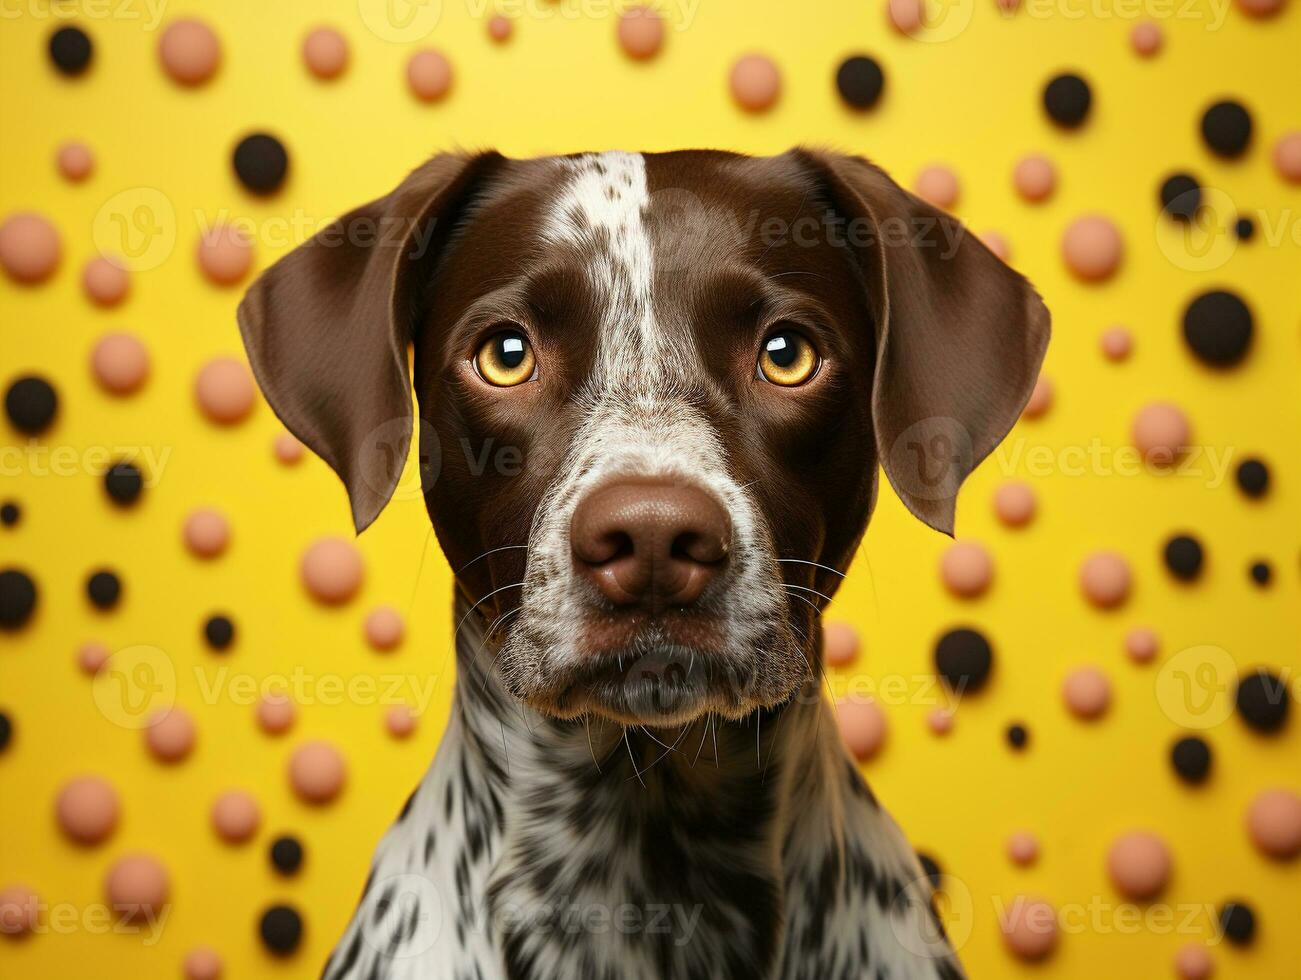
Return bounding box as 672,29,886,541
1170,735,1211,784
0,569,38,631
1234,216,1255,241
1163,534,1204,582
835,55,885,110
270,835,304,876
204,614,235,651
1159,173,1201,220
1182,289,1253,367
5,376,59,435
934,628,993,694
0,502,19,527
48,25,93,76
916,851,942,886
1043,73,1091,128
1219,901,1256,946
0,710,11,752
104,462,144,506
1006,723,1029,750
233,133,289,195
259,904,303,956
1249,561,1271,587
1201,100,1252,158
1234,669,1289,734
86,569,121,610
1235,458,1269,499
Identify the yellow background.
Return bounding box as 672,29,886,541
2,0,1299,977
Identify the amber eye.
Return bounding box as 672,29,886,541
757,328,818,386
474,329,536,387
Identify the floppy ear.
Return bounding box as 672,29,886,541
793,149,1050,535
237,151,504,533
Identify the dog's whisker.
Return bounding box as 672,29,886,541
584,712,602,775
454,543,528,577
404,526,438,617
776,558,846,579
623,727,645,787
711,713,720,768
781,587,825,618
638,721,693,777
783,583,835,606
690,713,711,768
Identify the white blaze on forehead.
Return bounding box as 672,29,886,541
543,151,678,384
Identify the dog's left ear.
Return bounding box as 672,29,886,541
793,149,1050,536
237,151,505,532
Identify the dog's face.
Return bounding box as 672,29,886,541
238,149,1048,728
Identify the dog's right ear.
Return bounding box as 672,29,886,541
237,151,504,533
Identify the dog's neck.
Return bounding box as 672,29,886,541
329,593,960,980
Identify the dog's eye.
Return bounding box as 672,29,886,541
757,329,818,387
475,329,537,387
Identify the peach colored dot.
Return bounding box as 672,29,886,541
274,432,305,464
183,508,230,559
211,790,260,844
823,621,860,668
979,230,1011,263
1013,154,1056,203
1062,214,1123,282
487,15,513,42
729,54,781,113
303,27,348,80
56,140,94,181
196,224,253,286
386,705,417,739
997,0,1021,10
1063,666,1112,719
183,947,224,980
0,885,40,935
104,854,168,921
364,606,405,651
90,332,149,395
1106,830,1171,899
836,698,888,761
999,895,1058,960
0,211,61,284
1174,943,1215,980
195,357,255,425
1273,131,1301,183
55,775,119,845
1079,552,1131,609
1130,21,1163,57
158,19,221,86
1132,402,1191,467
78,641,110,674
301,537,364,605
82,256,130,306
1100,325,1133,362
926,708,954,736
915,165,959,210
618,6,664,59
289,740,346,804
1236,0,1286,16
1021,375,1053,419
145,707,196,763
940,540,993,598
993,481,1036,528
1007,831,1040,866
407,50,453,102
256,693,295,735
887,0,924,33
1246,788,1301,860
1124,627,1159,664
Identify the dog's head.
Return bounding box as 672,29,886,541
238,149,1048,727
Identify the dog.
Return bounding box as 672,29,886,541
237,148,1049,980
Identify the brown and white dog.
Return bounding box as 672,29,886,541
238,149,1049,980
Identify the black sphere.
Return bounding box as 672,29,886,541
1201,100,1252,158
86,569,122,610
1006,723,1029,750
1182,289,1253,367
270,835,304,876
49,26,93,76
5,376,59,435
1234,669,1290,734
1170,735,1212,784
0,569,38,630
1043,73,1091,128
836,55,885,110
1219,901,1256,946
0,710,11,752
203,615,235,651
0,502,19,527
104,462,144,506
1163,534,1204,582
935,628,994,694
1159,174,1201,220
259,904,303,955
233,133,289,194
1234,458,1269,498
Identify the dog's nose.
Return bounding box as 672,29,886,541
571,480,731,612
